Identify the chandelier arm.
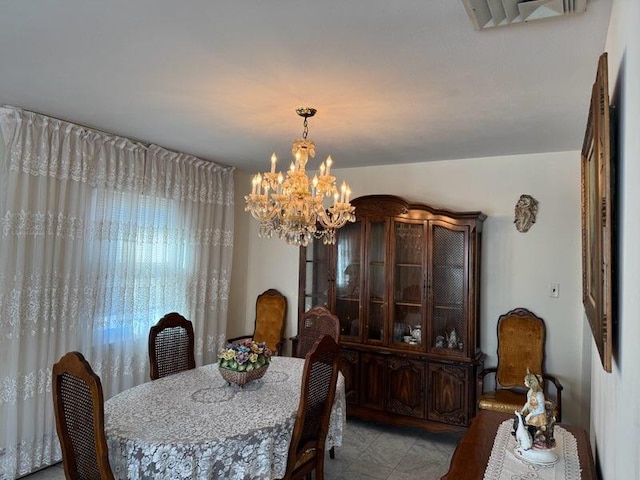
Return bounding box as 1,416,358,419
315,206,356,230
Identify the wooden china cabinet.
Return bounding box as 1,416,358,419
298,195,486,431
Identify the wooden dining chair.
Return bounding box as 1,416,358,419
292,305,340,359
291,304,341,460
148,312,196,380
227,288,287,354
280,334,341,480
477,307,564,421
52,351,115,480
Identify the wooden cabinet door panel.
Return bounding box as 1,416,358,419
335,220,364,341
427,363,469,426
386,357,426,418
359,352,385,410
427,221,469,358
339,349,360,405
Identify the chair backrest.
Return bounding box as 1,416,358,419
252,289,287,354
52,351,115,480
284,335,340,479
295,305,340,359
149,312,196,380
496,308,545,388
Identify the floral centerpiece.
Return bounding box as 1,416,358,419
218,340,272,387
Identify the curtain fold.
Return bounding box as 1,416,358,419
0,106,235,479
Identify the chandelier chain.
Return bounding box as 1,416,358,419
302,117,309,139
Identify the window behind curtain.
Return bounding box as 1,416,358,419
88,188,191,345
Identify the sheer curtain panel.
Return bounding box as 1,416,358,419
0,106,234,479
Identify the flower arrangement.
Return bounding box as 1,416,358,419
218,339,272,372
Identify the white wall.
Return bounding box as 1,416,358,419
233,150,589,425
228,169,300,356
227,169,252,341
592,1,640,478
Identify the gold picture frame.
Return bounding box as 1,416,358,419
581,52,613,373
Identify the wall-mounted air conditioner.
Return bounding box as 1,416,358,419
461,0,587,30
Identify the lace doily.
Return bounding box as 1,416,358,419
483,419,582,480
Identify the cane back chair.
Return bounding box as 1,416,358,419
149,312,196,380
52,351,115,480
292,305,340,359
280,335,341,480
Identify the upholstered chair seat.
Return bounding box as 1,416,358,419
478,388,531,415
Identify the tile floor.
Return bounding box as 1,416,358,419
20,418,463,480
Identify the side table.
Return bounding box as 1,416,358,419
441,410,596,480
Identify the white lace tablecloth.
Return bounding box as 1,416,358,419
104,356,345,480
483,419,582,480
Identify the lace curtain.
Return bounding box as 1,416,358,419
0,106,235,479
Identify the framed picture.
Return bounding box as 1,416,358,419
581,52,613,373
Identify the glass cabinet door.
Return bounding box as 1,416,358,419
365,220,387,343
335,221,362,341
428,221,468,355
300,241,332,314
392,221,425,347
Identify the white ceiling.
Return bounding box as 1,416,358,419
0,0,612,173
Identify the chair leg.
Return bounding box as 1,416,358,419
315,455,325,480
329,446,335,459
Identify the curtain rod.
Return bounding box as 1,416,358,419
2,104,233,170
2,104,154,148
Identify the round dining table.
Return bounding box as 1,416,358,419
104,356,345,480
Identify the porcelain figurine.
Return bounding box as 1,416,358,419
514,410,533,452
522,370,547,430
410,324,422,343
446,328,458,349
512,369,559,465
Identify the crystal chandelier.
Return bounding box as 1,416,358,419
245,107,356,247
